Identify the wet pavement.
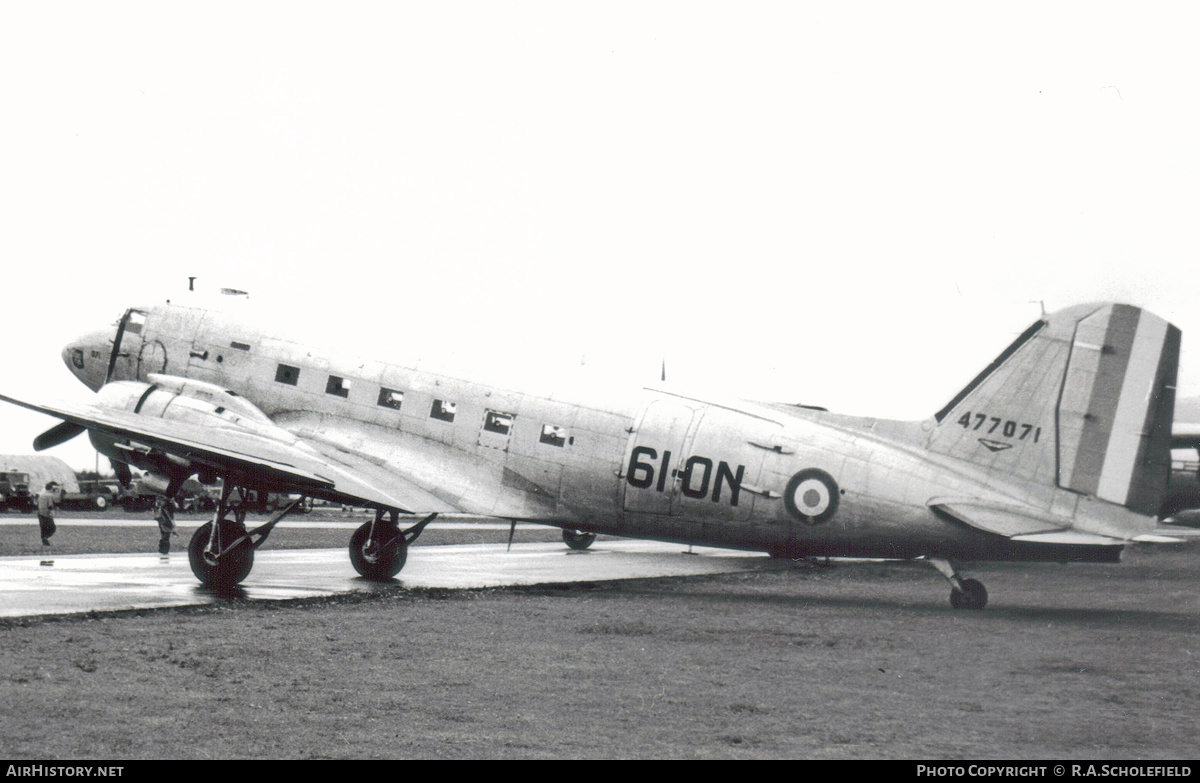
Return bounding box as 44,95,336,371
0,539,773,618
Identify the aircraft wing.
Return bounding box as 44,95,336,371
273,411,552,518
0,391,416,511
281,429,464,514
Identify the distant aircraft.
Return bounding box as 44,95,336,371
0,300,1184,609
1163,398,1200,521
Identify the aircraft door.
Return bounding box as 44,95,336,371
673,407,775,523
138,340,168,377
621,397,700,515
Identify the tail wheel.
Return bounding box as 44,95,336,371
950,578,988,610
563,529,596,551
188,518,255,588
349,521,407,580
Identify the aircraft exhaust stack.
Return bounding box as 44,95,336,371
928,303,1180,517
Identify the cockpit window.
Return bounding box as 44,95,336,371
71,349,84,369
126,310,147,335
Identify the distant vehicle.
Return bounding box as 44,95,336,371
0,470,34,513
0,455,111,511
60,479,115,511
1164,397,1200,523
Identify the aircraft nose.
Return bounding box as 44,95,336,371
62,328,115,392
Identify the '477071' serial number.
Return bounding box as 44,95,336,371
956,412,1041,442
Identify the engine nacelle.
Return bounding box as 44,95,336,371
88,378,297,492
94,379,294,441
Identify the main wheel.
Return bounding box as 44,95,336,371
349,521,407,580
950,578,988,610
188,518,255,588
93,495,108,511
563,529,596,551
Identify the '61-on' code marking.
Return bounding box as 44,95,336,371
955,412,1041,442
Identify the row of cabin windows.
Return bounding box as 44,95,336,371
274,363,570,447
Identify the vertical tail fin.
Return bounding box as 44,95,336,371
928,303,1179,515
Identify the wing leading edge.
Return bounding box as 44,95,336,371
0,390,415,511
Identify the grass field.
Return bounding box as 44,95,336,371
0,512,1197,760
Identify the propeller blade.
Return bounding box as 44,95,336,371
507,519,517,551
33,421,86,451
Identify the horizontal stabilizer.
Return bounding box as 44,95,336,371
1011,531,1125,546
1171,422,1200,450
929,499,1067,538
1132,533,1188,543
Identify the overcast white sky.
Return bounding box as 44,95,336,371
2,2,1199,471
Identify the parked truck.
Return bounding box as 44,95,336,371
0,455,113,512
0,470,35,513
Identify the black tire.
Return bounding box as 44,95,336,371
563,529,597,551
93,495,109,511
349,521,407,580
188,519,255,588
950,578,988,610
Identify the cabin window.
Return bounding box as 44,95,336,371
230,341,251,351
377,388,404,410
540,424,568,447
326,375,351,398
275,364,300,386
430,399,456,422
484,410,515,435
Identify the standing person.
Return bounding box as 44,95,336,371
37,481,60,547
228,485,247,525
155,496,178,555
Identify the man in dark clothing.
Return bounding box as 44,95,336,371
155,497,177,555
37,481,60,547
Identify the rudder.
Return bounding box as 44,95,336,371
1056,304,1179,514
928,303,1179,515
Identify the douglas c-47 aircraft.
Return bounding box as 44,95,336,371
0,300,1184,609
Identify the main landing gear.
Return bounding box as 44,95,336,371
188,487,439,587
349,509,439,581
562,529,596,551
187,484,302,589
926,558,988,610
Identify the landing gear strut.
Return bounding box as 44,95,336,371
349,510,438,581
187,484,301,589
926,558,988,610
